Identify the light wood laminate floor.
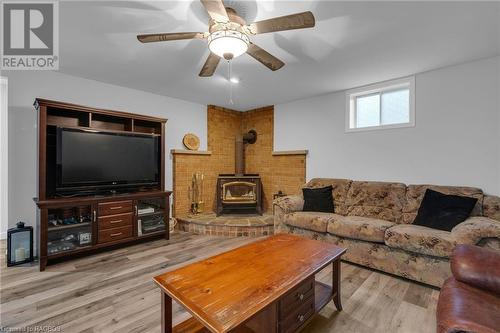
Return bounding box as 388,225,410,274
0,233,439,333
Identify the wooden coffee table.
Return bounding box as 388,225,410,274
153,234,346,333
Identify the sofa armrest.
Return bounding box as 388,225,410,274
274,195,304,214
451,244,500,294
483,194,500,222
451,216,500,245
273,195,304,233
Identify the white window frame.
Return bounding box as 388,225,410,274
345,76,415,133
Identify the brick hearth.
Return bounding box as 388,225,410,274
176,213,274,237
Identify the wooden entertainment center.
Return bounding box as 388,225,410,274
34,99,171,271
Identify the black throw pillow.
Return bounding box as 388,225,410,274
302,186,334,213
413,189,477,232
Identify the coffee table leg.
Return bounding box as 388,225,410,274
161,292,173,333
332,260,342,311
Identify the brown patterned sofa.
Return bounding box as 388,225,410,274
274,178,500,287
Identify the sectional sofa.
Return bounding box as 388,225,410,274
273,178,500,287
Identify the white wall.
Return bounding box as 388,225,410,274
275,56,500,195
497,58,500,195
6,70,207,237
0,77,8,239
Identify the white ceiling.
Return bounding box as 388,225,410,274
59,1,500,111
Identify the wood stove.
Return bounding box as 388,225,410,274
216,175,262,215
216,130,263,215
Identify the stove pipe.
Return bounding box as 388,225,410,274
235,130,257,177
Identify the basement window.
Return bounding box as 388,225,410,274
346,76,415,132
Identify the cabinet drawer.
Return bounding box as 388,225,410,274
99,212,133,230
279,295,315,333
279,277,315,317
99,200,133,216
98,225,133,243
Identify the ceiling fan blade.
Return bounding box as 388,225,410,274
200,0,229,22
137,32,206,43
199,52,221,77
247,11,315,35
246,43,284,71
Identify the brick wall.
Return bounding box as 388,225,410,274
243,107,275,211
172,105,306,217
172,153,215,217
207,105,242,174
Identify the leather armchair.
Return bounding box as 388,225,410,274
437,244,500,333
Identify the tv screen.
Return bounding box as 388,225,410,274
57,128,159,191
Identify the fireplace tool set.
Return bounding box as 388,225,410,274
189,172,205,214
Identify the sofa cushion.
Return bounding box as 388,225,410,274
327,215,396,243
403,184,483,224
303,178,352,215
284,212,335,233
385,224,457,258
344,181,407,222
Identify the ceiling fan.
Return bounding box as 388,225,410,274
137,0,315,77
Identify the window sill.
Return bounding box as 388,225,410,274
345,121,415,133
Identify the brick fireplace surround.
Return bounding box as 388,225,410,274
172,105,307,219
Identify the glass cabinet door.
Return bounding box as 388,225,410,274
136,197,166,236
47,205,94,255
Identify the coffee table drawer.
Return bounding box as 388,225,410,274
98,225,133,243
279,277,315,317
99,212,133,230
279,295,315,333
99,200,133,216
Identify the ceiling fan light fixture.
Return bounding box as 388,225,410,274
137,1,316,77
208,30,249,60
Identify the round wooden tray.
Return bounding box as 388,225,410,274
183,133,200,151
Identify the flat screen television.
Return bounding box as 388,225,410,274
56,127,160,195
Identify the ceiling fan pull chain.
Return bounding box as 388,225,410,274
228,60,234,105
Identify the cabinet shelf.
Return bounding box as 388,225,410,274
139,229,166,238
138,210,165,218
314,281,333,313
47,125,161,137
48,222,92,231
47,245,93,258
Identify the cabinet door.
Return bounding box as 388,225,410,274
136,196,167,237
46,204,95,256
